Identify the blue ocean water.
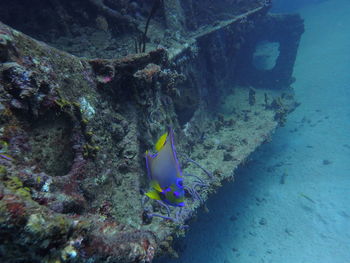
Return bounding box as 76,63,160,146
157,0,350,262
271,0,328,13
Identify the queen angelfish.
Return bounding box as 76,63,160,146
145,128,185,207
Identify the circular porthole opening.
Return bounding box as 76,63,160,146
252,41,280,70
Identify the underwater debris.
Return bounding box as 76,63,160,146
249,88,256,106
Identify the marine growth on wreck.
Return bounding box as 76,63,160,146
0,0,303,262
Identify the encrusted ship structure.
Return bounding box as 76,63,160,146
0,0,303,262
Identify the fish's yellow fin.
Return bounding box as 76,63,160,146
145,189,161,200
155,132,168,152
150,180,163,192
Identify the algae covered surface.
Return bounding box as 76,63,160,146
0,0,303,262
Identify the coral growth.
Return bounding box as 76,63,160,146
0,0,303,261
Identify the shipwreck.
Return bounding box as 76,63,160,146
0,0,303,262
